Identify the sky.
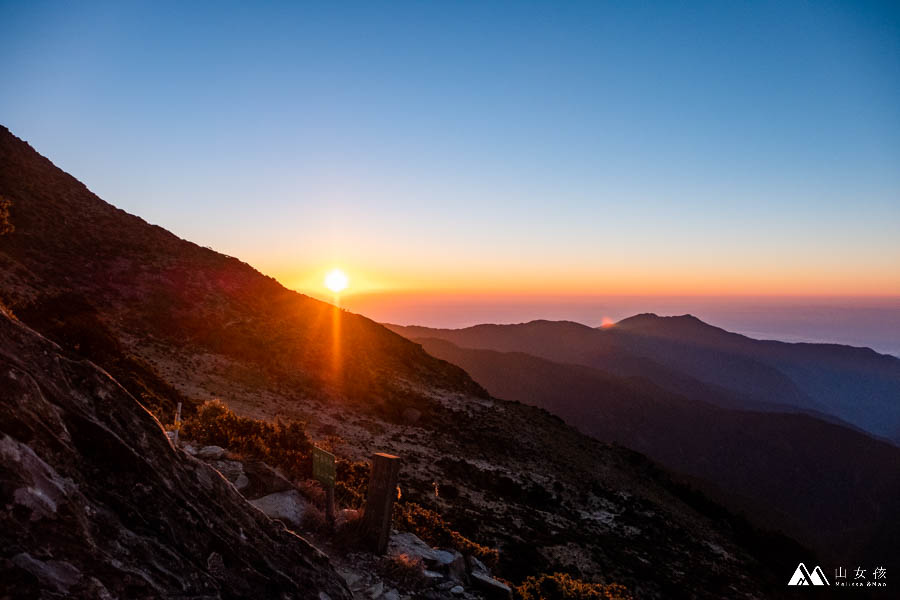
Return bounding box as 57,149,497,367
1,1,899,310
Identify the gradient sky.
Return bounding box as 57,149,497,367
1,0,899,298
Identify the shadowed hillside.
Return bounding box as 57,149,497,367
614,314,900,441
409,336,900,564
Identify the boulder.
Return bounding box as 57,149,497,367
249,490,308,527
241,459,295,499
204,457,248,491
388,531,438,563
382,588,400,600
337,568,363,590
197,445,226,459
209,458,241,477
366,580,384,598
471,572,512,599
466,555,489,576
389,532,467,580
432,549,466,582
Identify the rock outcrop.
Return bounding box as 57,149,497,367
249,490,309,528
0,309,351,599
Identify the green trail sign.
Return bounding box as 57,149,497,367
312,446,336,488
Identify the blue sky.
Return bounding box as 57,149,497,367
1,0,898,296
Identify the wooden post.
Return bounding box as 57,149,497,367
173,402,182,446
325,484,335,526
361,452,401,554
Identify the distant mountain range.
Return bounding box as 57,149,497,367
389,320,900,563
391,315,900,443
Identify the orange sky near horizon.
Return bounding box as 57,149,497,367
270,259,900,300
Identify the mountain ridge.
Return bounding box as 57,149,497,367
388,315,900,442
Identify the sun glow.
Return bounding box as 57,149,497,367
324,268,349,293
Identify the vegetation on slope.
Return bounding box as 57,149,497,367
516,573,632,600
176,400,635,596
0,195,11,234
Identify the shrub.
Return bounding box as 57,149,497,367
377,553,428,591
180,399,313,480
515,573,633,600
0,196,12,235
301,504,327,533
333,508,365,551
335,458,369,509
393,502,498,568
297,479,326,508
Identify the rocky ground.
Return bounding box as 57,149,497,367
178,439,512,600
0,309,351,600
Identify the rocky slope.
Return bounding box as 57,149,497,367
0,305,351,599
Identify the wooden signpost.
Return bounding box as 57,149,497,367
361,452,401,554
312,446,336,525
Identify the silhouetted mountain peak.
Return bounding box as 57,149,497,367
616,312,707,329
612,313,741,346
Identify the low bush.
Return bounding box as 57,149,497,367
515,573,633,600
0,196,13,235
180,399,313,480
301,504,328,533
333,508,365,551
393,501,498,568
377,553,428,591
335,458,369,508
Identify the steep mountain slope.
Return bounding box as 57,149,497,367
411,337,900,563
0,125,807,597
0,306,352,599
390,316,900,442
0,124,484,420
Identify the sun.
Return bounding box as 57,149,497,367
324,268,349,293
